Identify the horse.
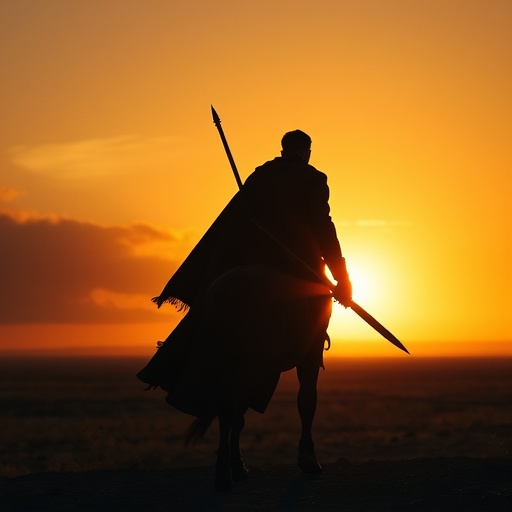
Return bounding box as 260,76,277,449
137,264,332,491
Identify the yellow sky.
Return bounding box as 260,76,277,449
0,0,511,357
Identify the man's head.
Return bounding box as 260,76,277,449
281,130,311,162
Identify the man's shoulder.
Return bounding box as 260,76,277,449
254,157,327,181
296,162,329,185
254,157,280,172
305,163,327,181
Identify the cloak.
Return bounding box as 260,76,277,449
150,191,248,312
137,157,342,417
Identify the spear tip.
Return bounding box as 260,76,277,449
211,105,221,125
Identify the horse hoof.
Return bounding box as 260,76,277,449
231,454,250,481
298,453,323,474
215,454,234,492
214,472,234,492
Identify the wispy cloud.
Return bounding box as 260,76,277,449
7,135,185,179
355,219,413,228
87,288,155,311
337,219,413,229
0,186,21,202
0,209,190,323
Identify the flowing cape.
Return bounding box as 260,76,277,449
137,159,340,417
152,191,247,311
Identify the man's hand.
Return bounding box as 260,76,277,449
333,277,352,307
331,257,352,307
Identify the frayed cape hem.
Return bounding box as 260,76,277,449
151,295,190,312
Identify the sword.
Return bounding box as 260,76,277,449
211,106,409,355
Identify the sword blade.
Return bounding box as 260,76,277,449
348,300,410,354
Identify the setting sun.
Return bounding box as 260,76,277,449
346,260,386,307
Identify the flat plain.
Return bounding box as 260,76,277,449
0,355,510,510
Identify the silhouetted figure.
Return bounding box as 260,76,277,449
137,130,352,491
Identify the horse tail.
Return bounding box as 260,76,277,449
184,414,216,446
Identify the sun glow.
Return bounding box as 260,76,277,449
327,258,389,310
346,263,376,306
326,255,404,350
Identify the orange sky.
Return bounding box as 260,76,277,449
0,0,510,358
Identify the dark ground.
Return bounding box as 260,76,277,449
1,356,510,510
1,456,510,511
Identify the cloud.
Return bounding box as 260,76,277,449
6,135,185,179
0,210,190,323
335,219,413,230
355,219,413,228
0,186,21,202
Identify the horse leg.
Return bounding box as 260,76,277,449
230,407,250,481
296,357,323,473
215,408,234,492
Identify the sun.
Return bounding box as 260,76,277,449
326,256,397,347
346,263,376,305
326,260,381,307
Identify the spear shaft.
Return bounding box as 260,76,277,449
210,105,409,355
211,106,243,189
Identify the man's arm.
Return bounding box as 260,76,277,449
308,177,343,275
308,176,352,304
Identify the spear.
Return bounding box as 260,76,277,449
211,106,409,355
211,106,243,189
